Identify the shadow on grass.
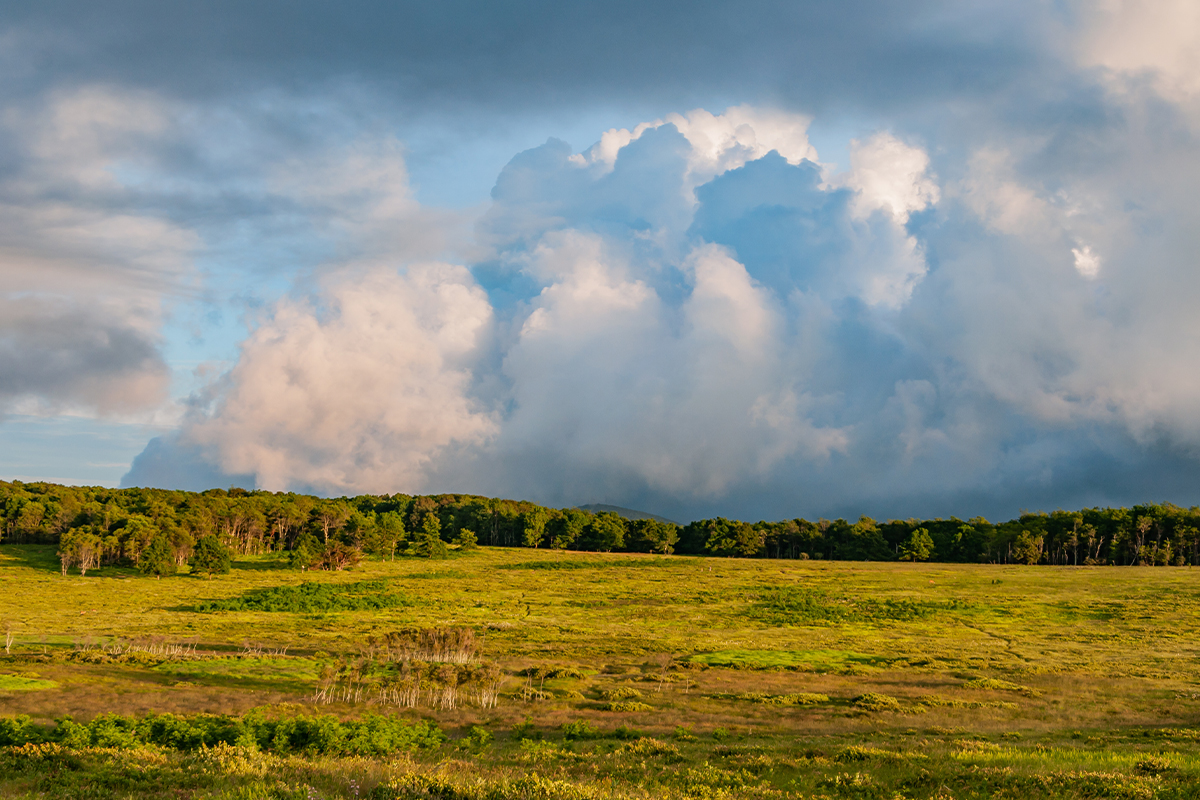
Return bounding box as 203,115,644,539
0,544,140,579
0,543,62,573
229,556,291,572
496,558,678,571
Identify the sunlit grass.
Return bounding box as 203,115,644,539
5,543,1200,797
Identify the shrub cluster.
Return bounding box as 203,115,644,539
0,712,444,755
194,580,410,613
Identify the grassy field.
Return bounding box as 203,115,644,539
2,544,1200,798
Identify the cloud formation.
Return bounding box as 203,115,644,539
0,87,194,419
2,1,1199,518
127,67,1200,521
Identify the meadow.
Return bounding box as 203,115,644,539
2,543,1200,798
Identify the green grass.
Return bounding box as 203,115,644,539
5,543,1200,797
0,674,57,691
690,648,889,671
154,657,321,684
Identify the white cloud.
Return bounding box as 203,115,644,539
1072,244,1100,278
493,236,847,498
840,132,940,223
573,105,818,188
183,264,497,494
1077,0,1200,103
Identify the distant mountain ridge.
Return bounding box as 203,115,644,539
577,504,680,526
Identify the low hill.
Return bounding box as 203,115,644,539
577,503,680,525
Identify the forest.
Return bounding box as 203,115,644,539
2,480,1198,575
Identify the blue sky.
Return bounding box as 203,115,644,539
3,1,1200,522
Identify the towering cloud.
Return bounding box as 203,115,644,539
181,265,496,494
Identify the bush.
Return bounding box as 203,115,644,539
464,725,493,747
0,711,444,756
0,715,45,746
602,701,653,713
617,737,681,759
561,720,600,741
195,580,409,613
854,693,902,712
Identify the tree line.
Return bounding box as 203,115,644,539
2,480,1198,573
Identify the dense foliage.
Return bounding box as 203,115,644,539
3,479,1199,569
195,580,410,613
0,711,444,755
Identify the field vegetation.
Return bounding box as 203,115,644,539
3,532,1200,798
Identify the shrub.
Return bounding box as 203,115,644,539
603,701,653,712
962,677,1041,697
835,745,910,763
600,686,642,701
0,715,45,746
715,691,829,706
617,737,681,759
561,720,600,741
854,693,902,712
1135,756,1173,775
464,725,493,747
195,580,409,613
0,711,444,756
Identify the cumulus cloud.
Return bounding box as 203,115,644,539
495,233,847,497
133,79,1200,522
573,106,818,187
134,108,921,504
0,0,1122,518
177,265,497,494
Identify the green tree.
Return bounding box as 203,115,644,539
191,534,231,578
627,519,680,554
371,511,406,560
521,508,549,548
58,528,100,576
138,534,177,578
703,518,763,557
453,528,478,550
898,528,935,562
120,514,158,564
547,508,588,550
581,512,626,552
290,529,319,570
415,514,448,559
1012,530,1044,565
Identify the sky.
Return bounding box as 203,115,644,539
3,0,1200,523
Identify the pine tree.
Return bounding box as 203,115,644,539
416,513,448,559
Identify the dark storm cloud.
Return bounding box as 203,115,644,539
3,0,1050,113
